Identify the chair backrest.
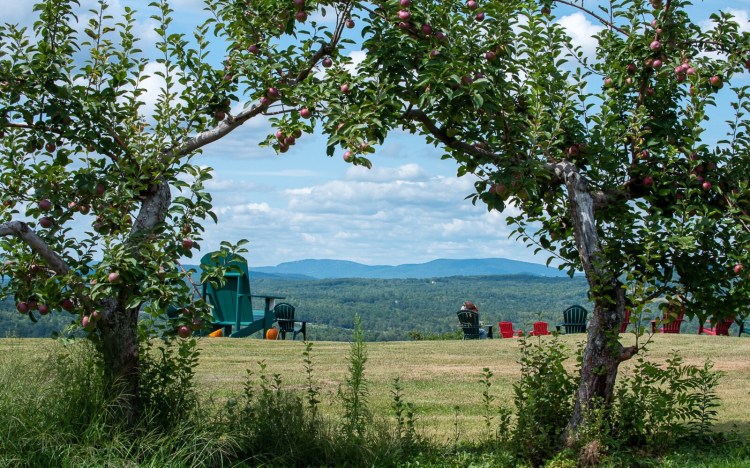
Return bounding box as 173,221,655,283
532,321,549,335
457,310,480,339
498,321,515,338
200,252,253,323
709,315,735,336
619,309,632,334
274,302,296,333
563,305,588,333
661,312,685,334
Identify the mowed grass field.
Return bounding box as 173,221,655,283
197,333,750,441
2,334,749,442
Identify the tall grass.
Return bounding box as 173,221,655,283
0,335,748,466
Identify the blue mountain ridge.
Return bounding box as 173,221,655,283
249,257,570,279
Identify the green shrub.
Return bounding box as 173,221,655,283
138,336,200,430
511,337,577,464
611,352,723,450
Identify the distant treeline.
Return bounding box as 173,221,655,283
4,274,701,341
252,275,593,341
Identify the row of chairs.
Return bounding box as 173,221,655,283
463,304,741,340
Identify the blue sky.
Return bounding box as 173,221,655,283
4,1,749,268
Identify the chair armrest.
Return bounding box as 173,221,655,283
251,294,286,300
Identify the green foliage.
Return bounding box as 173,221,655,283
511,337,577,464
611,352,724,449
302,340,321,419
479,367,496,442
138,335,200,430
391,376,419,451
338,314,372,441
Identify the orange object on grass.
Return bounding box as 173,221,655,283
265,327,279,340
208,328,223,338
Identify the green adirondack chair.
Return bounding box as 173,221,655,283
557,305,588,334
200,252,284,338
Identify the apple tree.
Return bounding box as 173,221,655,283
321,0,750,440
0,0,359,423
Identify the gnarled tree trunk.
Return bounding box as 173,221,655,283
561,169,635,445
98,297,141,425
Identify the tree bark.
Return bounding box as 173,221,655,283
96,179,171,424
97,297,141,425
561,168,634,445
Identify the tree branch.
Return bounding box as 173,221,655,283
0,221,70,275
129,178,171,237
552,0,629,36
403,109,504,164
173,3,355,159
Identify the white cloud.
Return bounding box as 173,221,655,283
199,162,536,266
345,163,427,182
344,50,366,75
556,12,603,60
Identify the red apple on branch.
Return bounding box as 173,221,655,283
108,272,121,283
734,263,744,274
38,199,52,211
177,325,192,338
182,238,194,250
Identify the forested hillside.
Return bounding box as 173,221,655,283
253,275,592,341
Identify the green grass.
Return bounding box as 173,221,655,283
192,333,750,440
1,334,749,466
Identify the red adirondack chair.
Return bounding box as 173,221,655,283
528,321,550,336
651,309,685,334
619,309,632,334
498,321,523,338
698,315,735,336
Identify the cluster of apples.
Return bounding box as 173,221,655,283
394,0,447,47
175,307,203,338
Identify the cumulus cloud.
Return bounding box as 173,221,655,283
556,12,604,60
200,162,537,266
345,163,427,182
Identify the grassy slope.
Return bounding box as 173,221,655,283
2,334,748,443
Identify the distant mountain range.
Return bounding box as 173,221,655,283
248,258,570,280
